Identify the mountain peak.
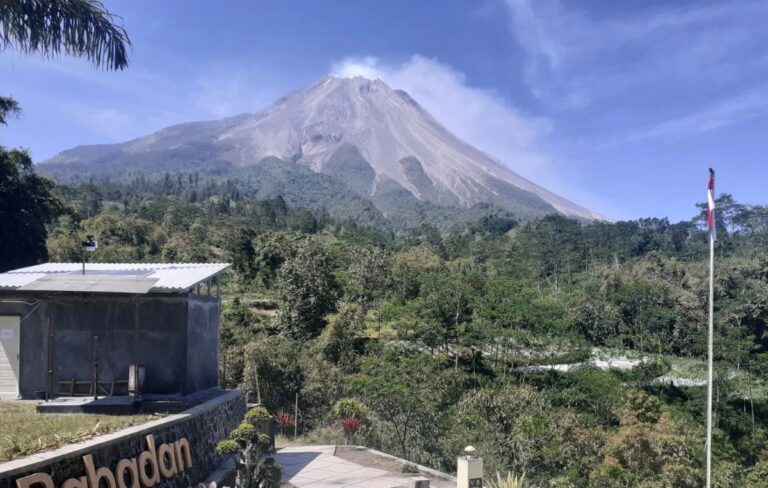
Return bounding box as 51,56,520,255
41,76,603,222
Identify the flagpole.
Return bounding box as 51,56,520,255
706,229,714,488
705,167,716,488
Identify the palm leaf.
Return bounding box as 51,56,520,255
0,0,131,70
0,95,21,125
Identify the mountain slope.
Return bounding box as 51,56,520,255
41,76,602,222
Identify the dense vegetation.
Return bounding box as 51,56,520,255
6,3,763,486
3,158,768,487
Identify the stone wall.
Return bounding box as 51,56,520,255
0,390,246,488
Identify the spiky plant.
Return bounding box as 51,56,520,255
274,409,295,437
340,416,361,445
0,0,131,70
486,471,526,488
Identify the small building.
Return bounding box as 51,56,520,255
0,262,230,400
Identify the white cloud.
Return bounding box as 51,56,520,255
331,55,552,173
503,0,768,113
625,91,768,143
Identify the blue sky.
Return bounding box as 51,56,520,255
2,0,767,222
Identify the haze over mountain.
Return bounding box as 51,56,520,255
41,76,602,223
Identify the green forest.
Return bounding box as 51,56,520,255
4,154,768,487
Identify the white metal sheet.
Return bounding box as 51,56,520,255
0,262,230,292
18,275,159,294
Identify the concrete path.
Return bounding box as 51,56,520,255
276,445,426,488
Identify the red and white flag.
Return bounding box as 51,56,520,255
707,168,716,241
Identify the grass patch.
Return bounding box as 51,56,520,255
0,402,165,462
664,355,708,380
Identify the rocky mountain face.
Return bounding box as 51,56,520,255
41,76,602,223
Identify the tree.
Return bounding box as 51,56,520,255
0,146,63,271
1,0,132,270
351,354,465,465
227,228,257,281
590,390,701,488
346,247,391,325
273,241,339,339
416,272,473,365
449,385,599,481
1,0,131,70
0,96,21,125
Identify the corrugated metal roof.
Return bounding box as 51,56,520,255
0,262,230,293
19,275,159,294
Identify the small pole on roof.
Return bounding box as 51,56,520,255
81,236,97,275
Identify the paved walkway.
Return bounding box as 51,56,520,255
275,445,429,488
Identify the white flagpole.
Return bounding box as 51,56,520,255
706,174,715,488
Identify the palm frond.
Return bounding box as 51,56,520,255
0,0,131,70
0,96,21,125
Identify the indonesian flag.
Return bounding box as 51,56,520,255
707,168,716,241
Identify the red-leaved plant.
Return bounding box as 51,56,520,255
341,416,361,433
275,409,296,437
341,416,361,445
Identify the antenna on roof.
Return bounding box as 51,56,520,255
81,235,98,275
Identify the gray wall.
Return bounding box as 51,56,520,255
0,297,49,397
185,294,220,394
0,291,221,398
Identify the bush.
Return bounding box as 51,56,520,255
333,398,364,419
244,406,271,425
486,472,526,488
257,433,273,453
231,422,257,444
216,439,240,456
258,457,282,488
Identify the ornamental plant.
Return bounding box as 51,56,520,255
216,406,279,488
486,472,526,488
333,398,364,419
340,416,361,445
274,409,296,438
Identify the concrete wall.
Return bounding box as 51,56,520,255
132,295,189,395
185,294,220,394
0,297,48,397
0,291,221,398
0,390,246,488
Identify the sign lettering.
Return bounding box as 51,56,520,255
15,435,192,488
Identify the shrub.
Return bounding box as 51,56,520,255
486,472,526,488
218,408,281,488
244,405,271,425
341,416,361,434
275,409,296,431
258,457,282,488
216,440,240,456
230,422,257,444
257,433,273,453
333,398,364,419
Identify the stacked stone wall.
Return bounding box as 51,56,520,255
0,390,246,488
